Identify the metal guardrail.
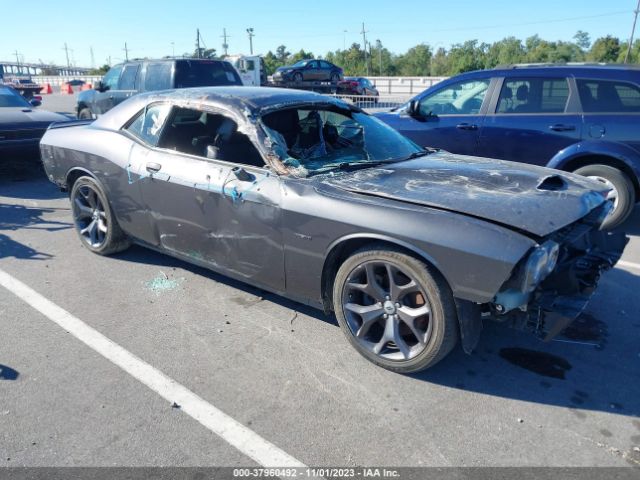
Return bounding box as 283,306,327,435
328,94,410,111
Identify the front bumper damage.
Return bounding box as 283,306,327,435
490,204,629,343
529,229,628,341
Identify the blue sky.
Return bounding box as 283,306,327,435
1,0,636,67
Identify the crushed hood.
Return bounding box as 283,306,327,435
321,152,609,237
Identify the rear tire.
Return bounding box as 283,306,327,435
330,73,340,84
332,245,458,373
70,176,130,255
78,107,92,120
573,164,635,229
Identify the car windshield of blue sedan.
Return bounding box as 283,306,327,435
260,107,423,177
291,60,310,68
0,87,30,108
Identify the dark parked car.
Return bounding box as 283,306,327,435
376,64,640,229
272,59,343,84
0,85,69,155
338,76,379,99
76,58,242,119
40,87,626,373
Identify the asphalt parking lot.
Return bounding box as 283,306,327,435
1,96,640,470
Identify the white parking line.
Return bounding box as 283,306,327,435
0,267,305,468
618,260,640,270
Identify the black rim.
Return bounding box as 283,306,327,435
341,260,432,361
72,184,108,248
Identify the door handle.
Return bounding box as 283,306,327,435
146,162,162,173
549,124,576,132
456,123,478,131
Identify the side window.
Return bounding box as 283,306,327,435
577,79,640,113
497,78,569,114
320,61,332,69
307,61,319,70
125,104,172,146
144,63,173,91
419,79,490,115
102,65,123,90
156,107,264,167
119,64,139,90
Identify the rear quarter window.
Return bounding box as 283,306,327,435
174,60,242,87
577,79,640,113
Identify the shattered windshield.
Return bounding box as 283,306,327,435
259,107,423,177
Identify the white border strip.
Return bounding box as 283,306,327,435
0,268,304,468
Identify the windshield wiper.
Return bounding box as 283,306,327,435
310,160,394,176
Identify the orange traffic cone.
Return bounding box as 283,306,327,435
81,83,92,91
41,83,53,95
61,83,73,94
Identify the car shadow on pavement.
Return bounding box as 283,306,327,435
0,204,72,233
115,244,640,418
113,245,336,326
416,266,640,419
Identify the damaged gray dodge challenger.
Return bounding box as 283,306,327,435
40,87,628,373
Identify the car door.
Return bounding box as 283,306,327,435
94,64,123,114
131,104,286,292
477,76,581,166
111,63,139,107
576,77,640,152
392,77,492,156
304,61,320,81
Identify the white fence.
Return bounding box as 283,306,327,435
32,75,102,88
32,75,447,96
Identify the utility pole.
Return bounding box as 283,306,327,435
90,46,95,69
376,39,382,76
63,43,71,68
123,42,130,61
625,0,640,63
221,28,230,57
196,29,202,58
343,30,347,51
246,28,255,55
13,50,21,66
360,22,369,76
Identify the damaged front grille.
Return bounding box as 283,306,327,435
496,204,628,340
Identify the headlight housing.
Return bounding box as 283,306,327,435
522,240,560,292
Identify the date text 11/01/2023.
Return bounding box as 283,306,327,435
232,468,400,478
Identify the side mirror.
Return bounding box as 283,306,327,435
408,99,420,117
29,99,41,107
94,81,108,93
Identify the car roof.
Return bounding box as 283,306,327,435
93,86,352,131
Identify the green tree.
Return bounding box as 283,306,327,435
447,40,487,74
589,35,621,62
484,37,526,68
288,49,315,64
430,47,448,76
276,45,290,63
573,30,591,51
396,44,432,76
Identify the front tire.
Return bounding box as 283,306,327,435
70,176,130,255
332,246,458,373
573,164,635,229
78,107,92,120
